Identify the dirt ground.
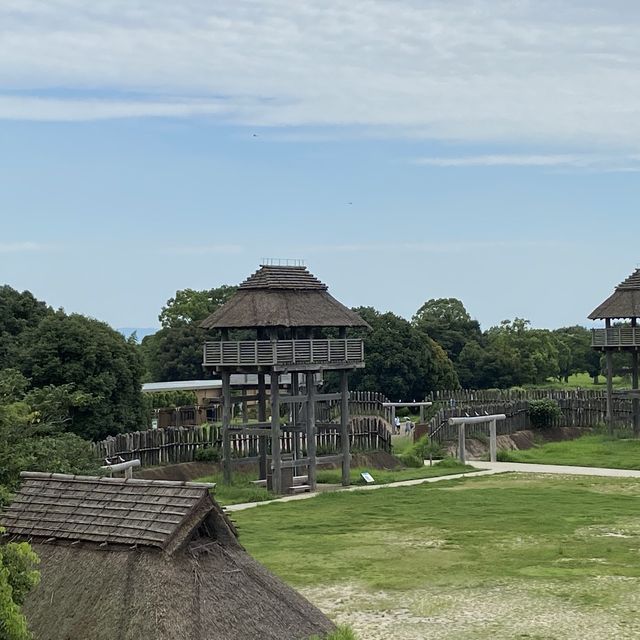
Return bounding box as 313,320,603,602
302,577,640,640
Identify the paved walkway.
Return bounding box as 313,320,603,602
224,461,640,513
224,468,502,512
471,460,640,478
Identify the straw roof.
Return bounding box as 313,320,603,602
1,472,334,640
200,265,370,329
589,268,640,320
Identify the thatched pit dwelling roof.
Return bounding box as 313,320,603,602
200,265,370,330
589,268,640,320
0,472,334,640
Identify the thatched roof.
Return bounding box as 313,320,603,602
201,265,370,330
589,268,640,320
0,472,334,640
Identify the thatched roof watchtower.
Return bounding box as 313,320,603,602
0,472,334,640
589,267,640,434
201,263,368,494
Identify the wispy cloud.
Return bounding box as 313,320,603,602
0,241,51,253
2,2,640,147
165,244,243,256
304,240,565,254
413,153,640,171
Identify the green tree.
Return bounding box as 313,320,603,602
0,371,99,492
140,324,210,382
412,298,482,362
348,307,458,400
17,312,146,440
142,285,236,381
485,318,560,385
159,285,237,328
0,531,39,640
552,326,601,383
0,287,52,370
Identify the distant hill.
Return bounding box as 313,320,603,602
116,327,158,342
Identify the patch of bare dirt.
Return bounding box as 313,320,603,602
301,577,640,640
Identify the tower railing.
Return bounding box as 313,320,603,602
203,338,365,367
592,327,640,348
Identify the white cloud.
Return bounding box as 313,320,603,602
165,244,243,256
412,153,640,170
304,240,564,254
0,242,50,253
2,1,640,146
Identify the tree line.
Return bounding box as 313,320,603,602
140,288,604,401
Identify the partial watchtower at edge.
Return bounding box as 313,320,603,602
589,267,640,434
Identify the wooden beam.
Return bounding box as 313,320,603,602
258,373,267,480
306,371,317,491
221,371,232,485
340,371,350,487
270,372,282,494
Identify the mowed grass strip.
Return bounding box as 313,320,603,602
316,459,475,486
234,473,640,590
196,470,274,506
502,434,640,469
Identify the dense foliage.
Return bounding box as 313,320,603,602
348,307,459,400
0,287,146,441
141,285,236,382
0,367,100,639
528,399,562,428
0,530,40,640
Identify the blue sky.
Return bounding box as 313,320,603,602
2,1,640,331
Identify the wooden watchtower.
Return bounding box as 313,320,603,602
589,268,640,434
200,262,370,494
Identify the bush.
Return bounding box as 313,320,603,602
528,399,562,428
399,452,424,468
496,449,516,462
399,435,444,467
194,446,221,463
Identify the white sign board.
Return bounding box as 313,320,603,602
360,472,375,484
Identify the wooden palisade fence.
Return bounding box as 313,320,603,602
422,389,633,443
93,416,391,467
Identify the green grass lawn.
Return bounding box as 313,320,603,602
195,469,274,506
197,459,474,505
501,434,640,469
234,473,640,639
528,372,627,390
316,459,475,485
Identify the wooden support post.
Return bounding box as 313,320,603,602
270,372,282,494
242,396,249,424
489,419,497,463
632,350,639,437
221,371,232,485
420,404,425,423
292,372,301,460
306,371,317,491
340,370,350,486
606,350,614,436
391,406,396,433
458,422,466,465
258,373,267,479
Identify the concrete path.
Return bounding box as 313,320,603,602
471,460,640,478
224,468,502,512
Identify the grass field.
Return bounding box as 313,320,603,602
316,459,475,485
529,372,627,390
502,434,640,470
195,470,274,506
197,459,475,505
234,473,640,639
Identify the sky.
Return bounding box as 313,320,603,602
2,0,640,332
